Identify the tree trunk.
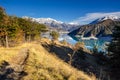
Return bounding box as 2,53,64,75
28,35,31,42
24,33,26,42
5,35,9,48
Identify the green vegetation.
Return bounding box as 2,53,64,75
0,6,47,47
50,31,60,40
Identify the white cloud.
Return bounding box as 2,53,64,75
70,12,120,25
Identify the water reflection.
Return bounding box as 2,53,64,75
59,33,111,52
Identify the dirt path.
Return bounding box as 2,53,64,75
0,48,29,80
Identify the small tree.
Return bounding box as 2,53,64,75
50,31,59,40
68,41,85,65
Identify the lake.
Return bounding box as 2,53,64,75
59,33,112,52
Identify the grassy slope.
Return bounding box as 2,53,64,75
0,41,95,80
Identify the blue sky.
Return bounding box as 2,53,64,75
0,0,120,24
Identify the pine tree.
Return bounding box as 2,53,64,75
0,6,48,47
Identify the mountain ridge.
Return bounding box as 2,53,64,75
23,16,80,31
68,17,120,40
90,15,120,24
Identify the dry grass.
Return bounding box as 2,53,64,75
0,48,19,62
0,39,96,80
22,43,95,80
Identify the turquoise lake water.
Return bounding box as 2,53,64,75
59,34,111,52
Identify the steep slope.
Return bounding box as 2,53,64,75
0,41,94,80
69,19,120,39
41,39,110,80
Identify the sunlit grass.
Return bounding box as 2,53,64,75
23,43,94,80
0,39,96,80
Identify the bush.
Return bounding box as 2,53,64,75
50,31,59,40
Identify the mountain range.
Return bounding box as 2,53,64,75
23,16,79,31
68,15,120,40
23,15,120,40
90,15,120,24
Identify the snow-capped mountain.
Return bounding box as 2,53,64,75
90,15,120,24
23,16,80,31
23,16,63,24
69,15,120,40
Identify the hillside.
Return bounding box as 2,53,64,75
0,40,95,80
69,19,120,40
